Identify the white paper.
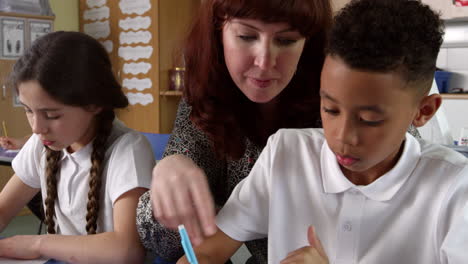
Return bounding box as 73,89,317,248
126,92,154,105
100,40,113,53
123,77,152,91
123,62,152,74
83,6,110,21
119,30,152,45
0,257,48,263
118,45,153,61
119,0,151,15
83,20,110,39
119,16,151,31
86,0,106,8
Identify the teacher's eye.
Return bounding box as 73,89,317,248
275,38,297,46
238,35,256,42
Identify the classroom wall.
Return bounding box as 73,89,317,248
437,46,468,142
49,0,79,31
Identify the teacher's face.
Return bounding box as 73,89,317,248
222,18,305,103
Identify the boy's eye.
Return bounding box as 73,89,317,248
238,35,256,42
45,114,60,120
360,118,383,127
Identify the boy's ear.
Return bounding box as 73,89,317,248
412,94,442,127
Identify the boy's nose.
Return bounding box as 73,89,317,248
336,120,359,147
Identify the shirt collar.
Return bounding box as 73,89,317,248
321,133,421,202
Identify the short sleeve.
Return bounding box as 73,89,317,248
216,134,275,241
12,134,44,189
105,131,155,205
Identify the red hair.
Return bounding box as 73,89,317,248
184,0,332,159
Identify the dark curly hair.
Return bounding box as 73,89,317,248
328,0,444,94
184,0,332,159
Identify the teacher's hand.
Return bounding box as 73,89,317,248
151,154,217,245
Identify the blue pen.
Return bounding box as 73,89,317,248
178,225,199,264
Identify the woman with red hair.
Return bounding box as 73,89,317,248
137,0,332,262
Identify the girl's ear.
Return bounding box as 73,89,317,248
412,94,442,127
86,105,103,115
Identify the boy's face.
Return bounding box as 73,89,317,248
320,55,420,184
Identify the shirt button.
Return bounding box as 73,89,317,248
343,221,352,232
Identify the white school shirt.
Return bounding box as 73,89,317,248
217,128,468,264
12,119,154,235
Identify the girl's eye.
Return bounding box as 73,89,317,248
323,107,339,115
275,38,297,46
24,108,33,114
238,35,256,42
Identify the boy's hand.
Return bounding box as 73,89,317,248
280,226,328,264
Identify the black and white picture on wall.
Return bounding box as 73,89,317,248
0,17,25,59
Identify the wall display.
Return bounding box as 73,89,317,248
126,92,154,106
119,16,151,31
83,20,110,39
0,17,26,59
29,19,53,44
86,0,107,8
120,30,152,44
123,62,152,74
83,6,110,21
118,45,153,61
119,0,151,15
123,77,152,91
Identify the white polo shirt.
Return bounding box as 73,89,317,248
217,128,468,264
13,119,154,235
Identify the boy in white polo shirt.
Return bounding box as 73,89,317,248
177,0,468,263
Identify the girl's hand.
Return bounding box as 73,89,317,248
280,226,329,264
0,235,42,260
0,136,26,150
151,154,217,245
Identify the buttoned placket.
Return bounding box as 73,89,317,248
335,188,366,264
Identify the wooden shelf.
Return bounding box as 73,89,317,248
441,94,468,99
160,90,183,96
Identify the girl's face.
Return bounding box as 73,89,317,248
18,81,100,153
222,18,305,104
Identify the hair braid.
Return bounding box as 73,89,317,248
44,148,62,234
85,111,114,234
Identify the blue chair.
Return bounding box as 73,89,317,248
140,132,171,160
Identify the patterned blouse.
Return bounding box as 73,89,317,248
136,99,422,263
137,99,267,263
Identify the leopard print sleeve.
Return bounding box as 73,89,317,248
136,99,226,261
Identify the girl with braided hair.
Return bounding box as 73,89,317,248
0,31,154,263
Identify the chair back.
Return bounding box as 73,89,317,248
141,132,170,160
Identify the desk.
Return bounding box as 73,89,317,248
0,148,17,166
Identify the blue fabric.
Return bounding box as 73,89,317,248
141,133,171,160
153,256,176,264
